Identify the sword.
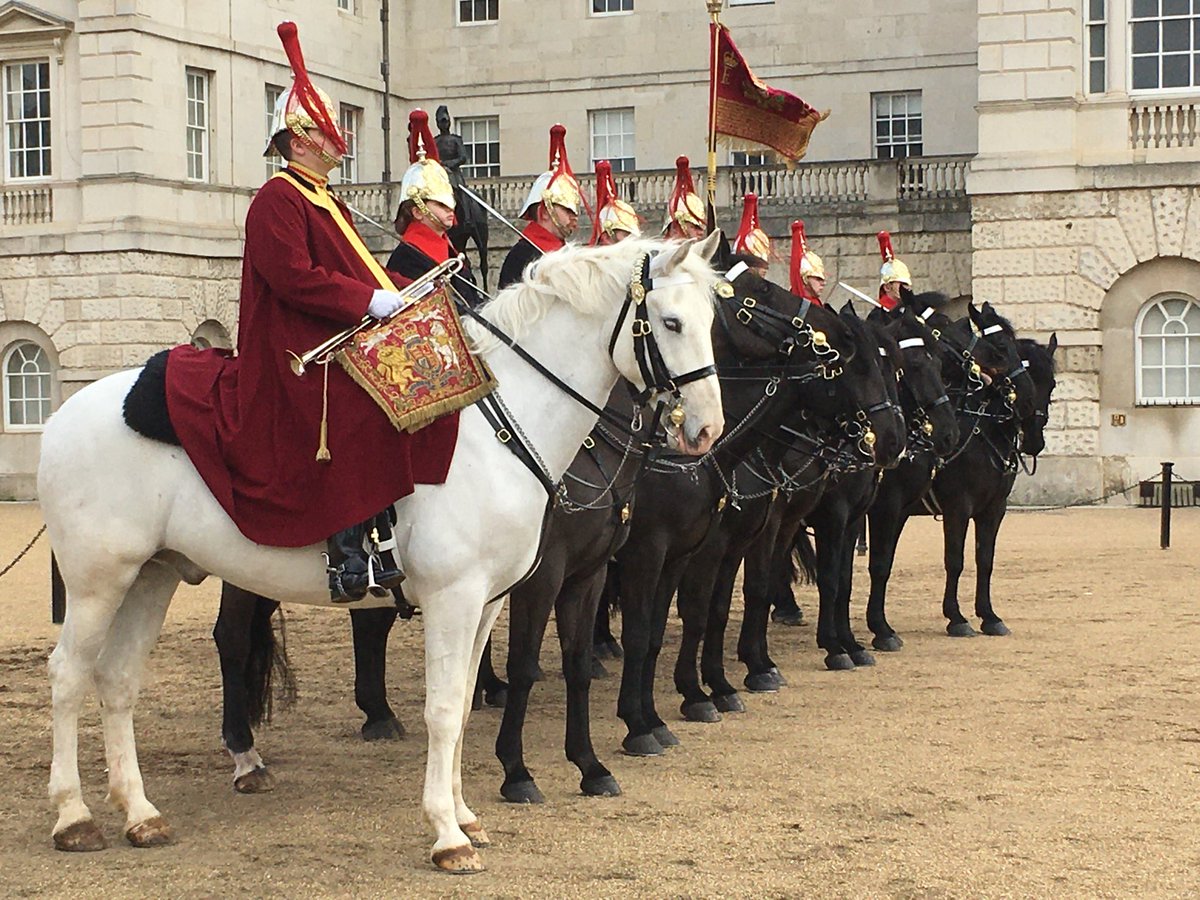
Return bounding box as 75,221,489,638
837,281,884,309
458,184,549,256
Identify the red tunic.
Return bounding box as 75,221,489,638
399,219,453,263
878,289,899,311
165,170,459,548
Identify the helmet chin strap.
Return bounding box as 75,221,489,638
290,124,341,170
545,202,575,240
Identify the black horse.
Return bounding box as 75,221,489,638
448,183,490,292
610,272,905,755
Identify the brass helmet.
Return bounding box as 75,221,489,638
591,159,640,243
263,22,346,163
663,156,706,234
518,124,583,220
733,193,770,264
790,220,825,296
400,109,456,211
877,230,912,288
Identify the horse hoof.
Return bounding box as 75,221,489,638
981,620,1011,637
767,666,788,687
824,653,856,671
604,639,624,660
744,672,780,693
581,773,622,797
593,642,613,660
125,816,173,848
484,688,508,709
771,609,805,626
651,724,680,748
713,692,746,713
850,649,876,667
53,819,107,852
872,634,904,652
501,780,545,804
680,700,721,723
234,765,276,794
362,716,405,742
432,844,485,874
461,820,491,848
591,656,610,679
621,733,664,757
946,622,977,638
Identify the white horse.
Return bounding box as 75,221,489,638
39,235,724,871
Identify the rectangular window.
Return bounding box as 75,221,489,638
265,84,285,179
872,91,923,160
458,0,498,24
185,68,210,182
589,107,635,173
337,0,352,9
3,60,52,180
1087,0,1107,93
3,341,52,428
728,0,775,5
1129,0,1200,91
730,149,771,166
592,0,633,14
339,104,360,183
459,115,501,178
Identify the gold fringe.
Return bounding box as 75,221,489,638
316,361,332,462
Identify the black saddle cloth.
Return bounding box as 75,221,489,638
123,350,181,446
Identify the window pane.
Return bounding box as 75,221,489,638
1132,0,1158,17
1164,0,1189,16
1165,366,1187,394
1132,21,1161,53
1143,368,1164,397
1091,25,1107,56
1092,59,1108,91
1090,0,1106,19
1163,52,1190,85
1132,55,1160,88
1165,337,1187,363
1163,18,1190,50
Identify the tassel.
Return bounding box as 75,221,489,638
316,360,332,462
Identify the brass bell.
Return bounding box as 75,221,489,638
1007,389,1017,404
668,403,687,428
970,362,981,377
922,421,934,435
863,429,877,447
812,330,828,347
717,495,728,512
620,503,631,524
715,281,734,298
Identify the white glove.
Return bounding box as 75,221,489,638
368,289,405,319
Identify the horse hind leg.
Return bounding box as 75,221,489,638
94,559,180,848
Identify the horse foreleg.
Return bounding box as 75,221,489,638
941,505,974,637
835,514,873,667
673,553,720,723
642,556,690,747
866,501,908,652
973,499,1011,636
48,560,146,851
94,560,179,848
350,605,403,740
214,585,277,792
452,599,505,848
420,589,490,872
702,549,745,710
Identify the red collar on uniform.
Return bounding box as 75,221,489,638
879,289,899,312
522,220,565,253
797,283,824,307
401,219,452,264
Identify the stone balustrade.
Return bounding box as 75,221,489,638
1129,102,1200,150
1,185,54,226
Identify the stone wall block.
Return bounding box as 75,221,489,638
1063,400,1100,429
972,276,1004,304
1078,246,1119,290
120,297,163,319
100,321,148,344
1151,187,1189,257
1005,304,1039,331
952,252,973,297
1044,428,1098,457
159,299,184,320
50,276,100,301
80,298,123,320
1001,275,1064,305
973,248,1027,277
122,345,162,367
1180,187,1200,261
83,254,125,275
1052,371,1098,401
1063,274,1106,311
1116,190,1158,262
1035,303,1098,331
36,255,81,277
22,280,50,328
0,279,26,321
62,345,124,369
150,322,189,345
38,299,66,340
0,256,36,279
1092,218,1137,275
1032,247,1079,275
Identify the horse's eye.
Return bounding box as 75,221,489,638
663,317,682,334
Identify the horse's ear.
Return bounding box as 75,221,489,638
1048,332,1059,354
967,302,985,331
692,229,724,265
657,238,693,275
840,299,859,319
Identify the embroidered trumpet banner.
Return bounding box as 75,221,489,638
336,284,496,433
709,23,829,161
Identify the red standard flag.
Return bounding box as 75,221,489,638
708,23,829,161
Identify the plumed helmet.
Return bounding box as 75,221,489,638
591,160,641,243
663,156,706,234
519,124,583,220
400,109,456,210
263,22,346,159
733,193,770,264
877,230,912,287
790,220,825,296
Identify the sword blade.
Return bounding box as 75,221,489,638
837,281,883,308
458,185,547,256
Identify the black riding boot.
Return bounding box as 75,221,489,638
327,517,405,603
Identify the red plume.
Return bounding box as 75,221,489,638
790,220,807,296
877,230,895,262
543,124,592,220
277,21,347,155
407,109,439,164
669,156,697,209
734,193,760,255
591,159,615,245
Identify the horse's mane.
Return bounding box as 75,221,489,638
467,238,718,354
982,303,1019,341
912,291,952,311
1017,337,1057,379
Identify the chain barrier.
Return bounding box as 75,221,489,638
1018,468,1197,512
0,523,46,580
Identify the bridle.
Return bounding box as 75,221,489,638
893,334,952,456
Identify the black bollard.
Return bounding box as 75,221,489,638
1160,461,1174,550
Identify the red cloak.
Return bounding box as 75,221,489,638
165,170,459,548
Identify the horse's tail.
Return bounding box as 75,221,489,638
245,603,297,727
791,527,819,585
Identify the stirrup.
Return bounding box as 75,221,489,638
365,552,405,598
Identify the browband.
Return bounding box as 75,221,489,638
725,261,750,282
983,324,1004,336
651,273,696,290
898,337,925,349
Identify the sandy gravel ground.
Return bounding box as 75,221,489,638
0,500,1197,899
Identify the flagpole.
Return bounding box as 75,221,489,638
706,0,722,218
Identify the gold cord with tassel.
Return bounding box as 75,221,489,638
316,359,332,462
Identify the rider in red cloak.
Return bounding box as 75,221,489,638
165,23,458,600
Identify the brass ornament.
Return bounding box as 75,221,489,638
863,429,877,447
668,403,687,428
970,362,982,377
922,421,934,435
620,503,632,524
715,281,734,298
1007,389,1017,404
812,331,828,347
630,282,646,304
717,495,728,512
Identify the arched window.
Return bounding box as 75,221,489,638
3,340,53,428
1135,294,1200,405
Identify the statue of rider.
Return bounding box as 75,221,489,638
434,105,469,198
